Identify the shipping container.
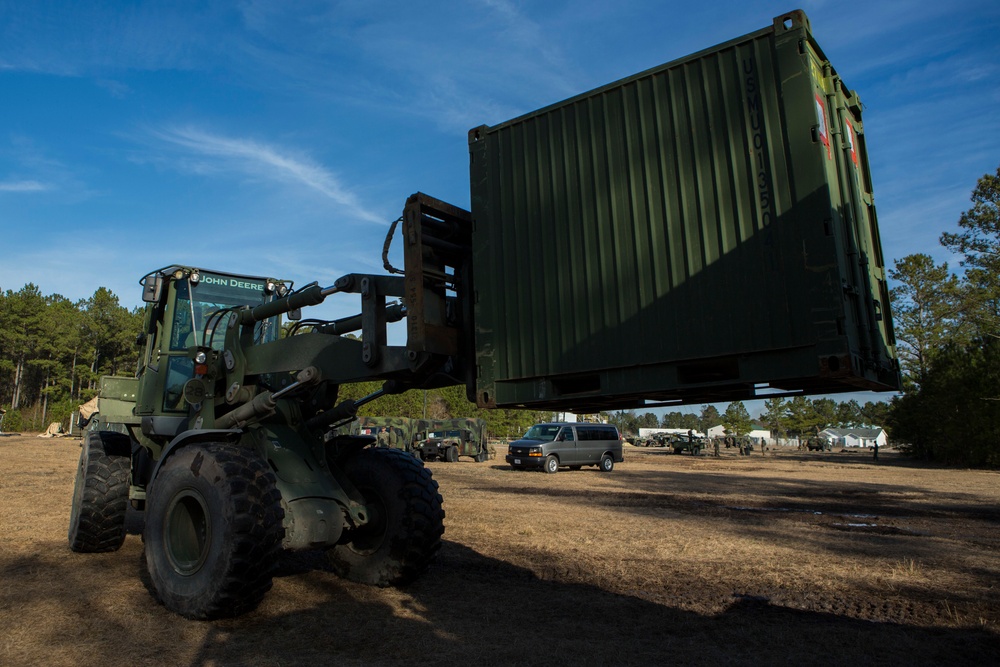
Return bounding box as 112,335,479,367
468,10,899,411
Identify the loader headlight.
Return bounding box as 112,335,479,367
190,271,201,284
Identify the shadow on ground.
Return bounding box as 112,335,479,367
205,541,1000,666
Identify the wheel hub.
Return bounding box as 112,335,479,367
164,490,212,576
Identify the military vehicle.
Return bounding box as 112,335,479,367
806,436,833,452
69,10,899,620
635,433,668,448
413,418,490,462
351,416,418,453
669,433,706,456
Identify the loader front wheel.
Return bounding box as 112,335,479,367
327,447,444,586
68,431,131,553
144,442,284,619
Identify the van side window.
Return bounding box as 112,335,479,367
561,427,575,441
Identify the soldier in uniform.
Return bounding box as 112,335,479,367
388,427,399,449
713,436,721,457
377,426,389,448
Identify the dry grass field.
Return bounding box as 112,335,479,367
2,433,998,666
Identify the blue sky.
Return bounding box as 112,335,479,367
2,1,999,412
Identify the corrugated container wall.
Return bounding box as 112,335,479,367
468,10,899,411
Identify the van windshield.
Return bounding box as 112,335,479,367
523,425,561,441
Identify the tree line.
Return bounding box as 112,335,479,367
0,285,143,432
886,166,1000,466
337,381,552,443
605,396,889,441
0,285,545,439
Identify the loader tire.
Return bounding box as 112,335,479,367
144,442,284,619
327,447,444,586
68,431,131,553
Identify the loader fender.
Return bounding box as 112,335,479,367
148,428,243,485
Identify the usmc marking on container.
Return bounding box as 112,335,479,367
743,55,777,270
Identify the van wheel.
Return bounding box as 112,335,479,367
543,455,559,474
599,454,614,472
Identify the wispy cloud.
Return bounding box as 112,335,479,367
146,125,384,224
0,179,50,192
228,1,583,133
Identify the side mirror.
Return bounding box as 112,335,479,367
142,274,163,303
288,308,302,322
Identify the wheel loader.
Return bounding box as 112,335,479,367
70,194,472,619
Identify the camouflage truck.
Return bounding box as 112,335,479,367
413,418,491,462
805,436,833,452
636,432,671,448
351,416,418,453
669,433,706,455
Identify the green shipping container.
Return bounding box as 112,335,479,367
468,10,899,411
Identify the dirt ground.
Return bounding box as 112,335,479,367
1,434,998,666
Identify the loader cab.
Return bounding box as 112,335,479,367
136,267,291,416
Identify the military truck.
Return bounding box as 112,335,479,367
69,11,899,620
351,416,418,453
806,436,833,452
637,433,671,448
669,433,706,456
413,418,490,462
635,432,677,448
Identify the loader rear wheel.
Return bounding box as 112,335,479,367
68,431,131,553
143,442,284,620
327,447,444,586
